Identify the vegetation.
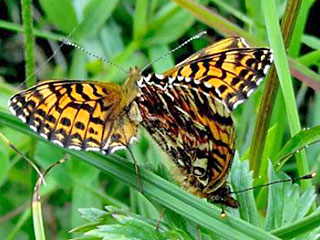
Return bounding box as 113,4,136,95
0,0,319,239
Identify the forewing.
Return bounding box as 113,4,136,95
164,37,273,111
9,80,138,153
173,37,249,65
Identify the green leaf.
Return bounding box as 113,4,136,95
301,34,320,50
0,137,9,186
262,0,310,187
133,0,148,40
265,161,315,231
271,207,320,239
78,208,107,222
288,0,316,57
148,44,175,73
274,126,320,169
230,155,260,227
143,4,195,46
38,0,78,34
0,110,280,240
75,0,119,39
73,206,193,240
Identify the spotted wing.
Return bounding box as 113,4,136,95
9,80,138,153
137,74,235,196
136,37,272,201
164,37,273,111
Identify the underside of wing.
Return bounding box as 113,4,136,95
9,80,139,153
163,37,273,111
137,74,235,194
173,37,249,66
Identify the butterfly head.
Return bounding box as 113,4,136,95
123,66,141,104
208,184,239,208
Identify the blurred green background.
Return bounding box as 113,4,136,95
0,0,320,239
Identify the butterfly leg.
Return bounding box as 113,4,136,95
126,146,144,193
154,207,166,231
118,122,144,193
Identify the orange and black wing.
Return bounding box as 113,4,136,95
9,80,138,154
136,37,273,197
164,37,273,112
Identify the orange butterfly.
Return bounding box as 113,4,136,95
9,37,273,208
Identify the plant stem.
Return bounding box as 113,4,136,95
0,20,64,41
21,0,36,87
170,0,320,93
250,0,311,189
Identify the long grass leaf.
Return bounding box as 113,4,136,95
262,0,310,187
0,110,280,240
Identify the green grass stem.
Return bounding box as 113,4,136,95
250,0,303,177
0,19,65,41
20,0,36,87
0,110,280,240
262,0,310,188
170,0,320,92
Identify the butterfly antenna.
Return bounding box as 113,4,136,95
230,173,316,194
62,39,129,74
18,23,81,89
140,31,207,74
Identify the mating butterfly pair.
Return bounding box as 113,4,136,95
9,37,273,208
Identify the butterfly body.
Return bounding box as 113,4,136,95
9,37,273,208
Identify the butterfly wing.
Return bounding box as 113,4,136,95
164,37,273,111
9,80,139,153
172,37,250,66
136,37,273,203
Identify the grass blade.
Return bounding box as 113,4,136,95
274,126,320,169
20,0,36,87
0,110,280,240
262,0,310,187
250,0,304,176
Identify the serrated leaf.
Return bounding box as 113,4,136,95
78,208,108,222
230,154,260,227
265,162,287,231
73,206,191,240
265,161,315,231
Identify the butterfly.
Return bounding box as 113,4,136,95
9,37,273,208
